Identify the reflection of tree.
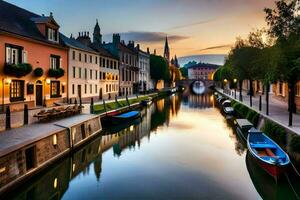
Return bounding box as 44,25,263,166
151,98,171,130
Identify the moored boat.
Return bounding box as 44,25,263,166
247,128,290,179
111,110,141,124
236,119,253,141
141,98,152,106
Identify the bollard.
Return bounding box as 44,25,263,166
234,89,237,99
79,97,82,113
259,95,262,111
6,106,11,130
90,98,94,114
24,104,28,125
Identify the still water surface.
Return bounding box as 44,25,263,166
6,91,300,199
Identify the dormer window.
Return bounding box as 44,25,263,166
48,28,58,42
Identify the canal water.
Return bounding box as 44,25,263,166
4,91,300,199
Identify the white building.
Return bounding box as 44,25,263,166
137,46,151,92
62,35,100,102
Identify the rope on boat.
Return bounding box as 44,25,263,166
290,160,300,177
285,172,300,200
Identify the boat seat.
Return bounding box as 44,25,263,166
250,143,276,149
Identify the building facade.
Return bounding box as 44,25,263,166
104,34,138,96
188,63,219,80
0,1,68,111
61,35,100,102
137,46,151,92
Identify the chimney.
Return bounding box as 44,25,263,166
113,34,120,46
50,12,53,17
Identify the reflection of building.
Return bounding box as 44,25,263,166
188,93,214,108
0,1,68,111
188,63,219,80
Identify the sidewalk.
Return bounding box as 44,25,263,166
217,88,300,135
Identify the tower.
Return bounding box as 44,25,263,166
174,55,179,68
164,35,170,63
93,19,102,44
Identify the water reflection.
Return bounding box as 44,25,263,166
7,91,300,199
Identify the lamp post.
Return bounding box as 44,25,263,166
234,78,237,99
223,79,228,94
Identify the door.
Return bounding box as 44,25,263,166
35,84,43,106
77,85,82,99
25,146,36,171
99,88,102,100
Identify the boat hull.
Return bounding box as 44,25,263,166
250,152,287,179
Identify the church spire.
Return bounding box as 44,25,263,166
93,19,102,44
164,35,170,63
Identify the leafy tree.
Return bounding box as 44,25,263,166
150,55,170,89
179,67,188,78
264,0,300,125
184,61,197,68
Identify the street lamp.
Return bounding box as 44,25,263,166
234,79,237,99
223,79,228,94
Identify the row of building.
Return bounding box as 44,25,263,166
0,1,176,111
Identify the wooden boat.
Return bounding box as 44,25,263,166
235,119,253,141
247,128,290,179
111,110,141,123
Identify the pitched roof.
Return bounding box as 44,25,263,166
188,62,220,69
0,0,64,46
61,34,97,53
89,43,118,60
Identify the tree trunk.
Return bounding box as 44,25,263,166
249,79,253,107
265,83,269,115
239,80,243,102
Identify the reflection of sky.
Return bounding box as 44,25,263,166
6,0,274,57
61,101,260,199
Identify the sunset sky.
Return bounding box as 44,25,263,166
6,0,275,58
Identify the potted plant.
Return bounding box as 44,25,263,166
4,63,32,78
33,67,44,77
48,68,65,78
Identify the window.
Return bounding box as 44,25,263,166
90,70,92,79
50,81,60,98
50,55,60,70
48,28,58,42
90,55,92,63
10,80,24,102
99,72,102,80
5,44,24,64
95,85,97,93
114,61,116,69
73,67,76,78
102,58,105,67
72,84,75,94
79,53,82,61
110,60,113,69
106,60,109,68
85,68,87,79
85,84,87,94
85,54,87,63
106,84,108,92
103,72,106,80
278,82,283,95
90,84,92,94
79,68,82,79
95,71,98,80
95,57,98,64
72,51,75,60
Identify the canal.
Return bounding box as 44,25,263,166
4,91,300,199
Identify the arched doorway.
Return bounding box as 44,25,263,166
36,80,43,106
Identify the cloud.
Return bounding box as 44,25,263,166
104,31,189,43
198,44,233,51
168,18,218,30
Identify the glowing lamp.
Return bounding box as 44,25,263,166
46,79,51,85
234,79,237,83
62,82,66,86
224,79,228,83
5,78,11,85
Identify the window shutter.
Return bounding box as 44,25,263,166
22,50,27,63
59,58,62,69
6,47,11,63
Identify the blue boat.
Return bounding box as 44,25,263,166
111,110,141,123
247,128,290,179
